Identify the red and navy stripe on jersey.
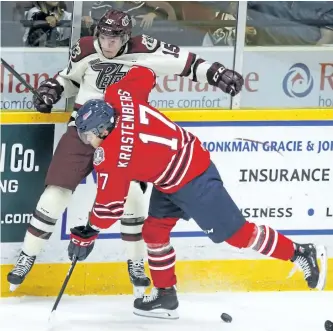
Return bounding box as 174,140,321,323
92,199,126,221
154,127,196,191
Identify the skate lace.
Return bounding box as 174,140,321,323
130,260,146,279
12,255,35,277
142,287,159,303
288,256,311,280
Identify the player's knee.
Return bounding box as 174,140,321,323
27,186,72,244
120,217,144,242
142,216,176,244
37,185,72,219
225,221,257,248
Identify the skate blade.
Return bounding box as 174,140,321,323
9,283,20,292
133,285,147,298
133,308,179,320
315,245,327,290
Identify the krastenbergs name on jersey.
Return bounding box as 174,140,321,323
117,89,135,168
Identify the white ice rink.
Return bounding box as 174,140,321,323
1,292,332,331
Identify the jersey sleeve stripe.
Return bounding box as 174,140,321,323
94,207,114,212
192,58,206,82
92,209,123,220
96,200,125,207
179,52,197,78
93,199,125,220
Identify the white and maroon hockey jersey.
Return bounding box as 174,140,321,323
56,34,220,123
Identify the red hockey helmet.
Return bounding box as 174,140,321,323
96,9,132,42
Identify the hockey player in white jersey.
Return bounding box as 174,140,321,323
7,9,244,294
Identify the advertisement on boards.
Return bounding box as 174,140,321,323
1,122,332,264
61,124,333,241
1,47,332,110
0,125,55,243
242,50,333,108
201,124,333,229
0,49,68,110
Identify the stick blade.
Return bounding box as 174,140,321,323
46,310,57,330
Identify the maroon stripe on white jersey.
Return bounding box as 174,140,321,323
192,58,205,82
180,53,197,78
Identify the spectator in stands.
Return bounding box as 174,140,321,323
23,1,72,47
248,1,333,45
178,1,257,46
85,1,176,36
201,1,257,46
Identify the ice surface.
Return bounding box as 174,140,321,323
0,292,332,331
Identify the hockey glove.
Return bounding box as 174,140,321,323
33,78,64,113
68,225,99,261
207,62,244,97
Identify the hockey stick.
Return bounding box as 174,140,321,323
1,57,45,103
48,256,78,324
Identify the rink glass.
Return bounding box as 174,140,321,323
1,1,332,111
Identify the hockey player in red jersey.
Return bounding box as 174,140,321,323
8,8,244,295
68,66,327,320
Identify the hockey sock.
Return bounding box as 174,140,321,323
120,217,146,261
226,221,295,260
143,216,178,288
22,185,72,257
147,242,177,288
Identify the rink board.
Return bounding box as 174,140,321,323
1,259,333,297
1,109,333,297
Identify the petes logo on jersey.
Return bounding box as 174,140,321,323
141,35,158,51
122,16,130,26
94,147,105,166
70,41,81,60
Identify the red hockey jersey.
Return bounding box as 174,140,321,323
90,66,210,229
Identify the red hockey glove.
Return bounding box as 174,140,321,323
33,78,63,113
68,225,99,261
207,62,244,97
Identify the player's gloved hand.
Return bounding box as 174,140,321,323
68,225,99,261
207,62,244,97
33,78,64,113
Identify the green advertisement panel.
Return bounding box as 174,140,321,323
1,124,54,243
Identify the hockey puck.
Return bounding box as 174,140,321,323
221,313,232,323
325,320,333,331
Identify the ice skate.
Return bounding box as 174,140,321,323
127,259,151,298
289,244,327,290
133,286,179,319
7,251,36,291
